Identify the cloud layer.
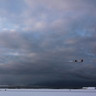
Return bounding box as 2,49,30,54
0,0,96,87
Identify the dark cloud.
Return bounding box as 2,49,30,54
0,0,96,88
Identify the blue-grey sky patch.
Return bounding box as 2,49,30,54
0,0,96,88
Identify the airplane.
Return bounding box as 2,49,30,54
74,59,83,63
65,59,84,63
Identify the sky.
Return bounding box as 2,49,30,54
0,0,96,88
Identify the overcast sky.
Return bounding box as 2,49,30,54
0,0,96,88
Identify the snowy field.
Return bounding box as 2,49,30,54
0,89,96,96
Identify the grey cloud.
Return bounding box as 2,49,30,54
0,0,96,87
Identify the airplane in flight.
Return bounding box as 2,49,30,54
74,59,83,63
67,59,84,63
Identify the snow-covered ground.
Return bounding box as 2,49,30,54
0,89,96,96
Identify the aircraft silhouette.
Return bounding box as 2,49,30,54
74,59,83,63
64,59,84,63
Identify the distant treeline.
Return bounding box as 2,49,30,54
0,85,83,89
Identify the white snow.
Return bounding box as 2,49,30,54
0,89,96,96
